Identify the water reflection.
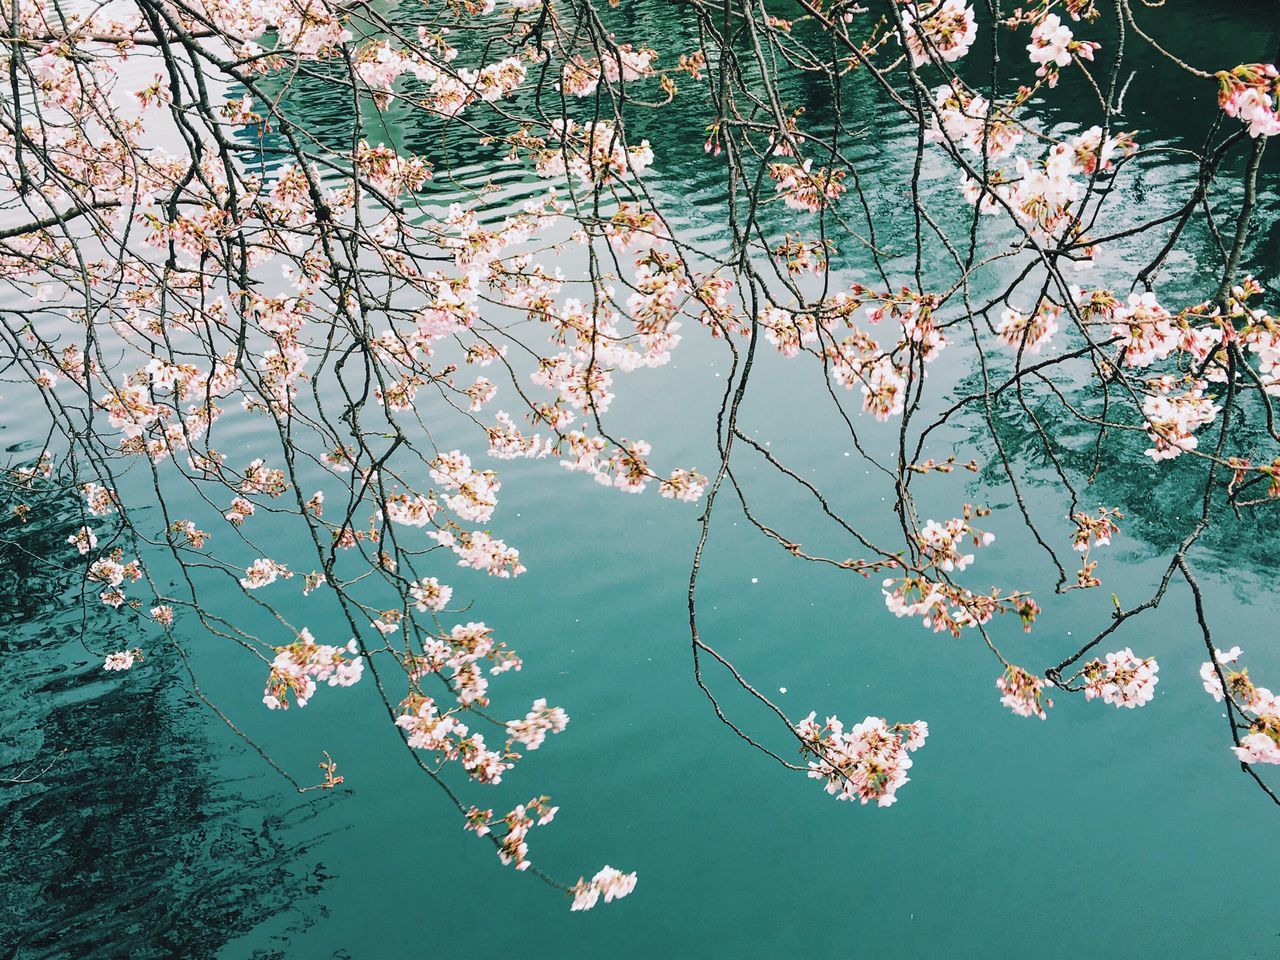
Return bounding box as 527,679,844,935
0,490,323,959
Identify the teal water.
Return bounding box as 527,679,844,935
5,2,1280,957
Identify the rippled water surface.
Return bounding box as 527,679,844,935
5,2,1280,957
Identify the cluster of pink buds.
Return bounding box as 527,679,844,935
1070,507,1121,588
1071,508,1121,553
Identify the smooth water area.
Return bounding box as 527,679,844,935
4,2,1280,957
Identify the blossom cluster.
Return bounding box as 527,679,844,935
570,866,639,911
1070,507,1121,588
997,665,1053,719
87,550,143,608
768,160,847,212
1199,647,1280,765
1217,64,1280,138
996,303,1060,354
1025,13,1098,87
103,649,142,671
263,632,364,710
562,45,658,97
408,620,523,707
915,514,995,573
754,286,950,424
506,699,571,752
1141,378,1221,462
462,795,562,875
795,712,928,807
395,694,513,784
901,1,977,68
882,575,1041,637
534,120,654,186
1082,649,1159,708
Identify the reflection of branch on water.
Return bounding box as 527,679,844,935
0,491,326,957
0,747,66,785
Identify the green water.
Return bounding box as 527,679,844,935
4,2,1280,957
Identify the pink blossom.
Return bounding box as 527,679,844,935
901,1,977,68
659,469,708,502
796,711,928,807
506,699,570,751
264,633,363,709
1141,379,1219,462
240,558,291,589
67,526,97,555
1218,64,1280,138
1082,649,1159,708
997,665,1053,719
410,577,453,613
103,650,137,671
570,866,638,911
1233,732,1280,765
996,304,1059,354
1027,14,1073,70
769,160,847,212
1111,292,1178,367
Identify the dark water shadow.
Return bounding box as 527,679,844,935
0,486,330,959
